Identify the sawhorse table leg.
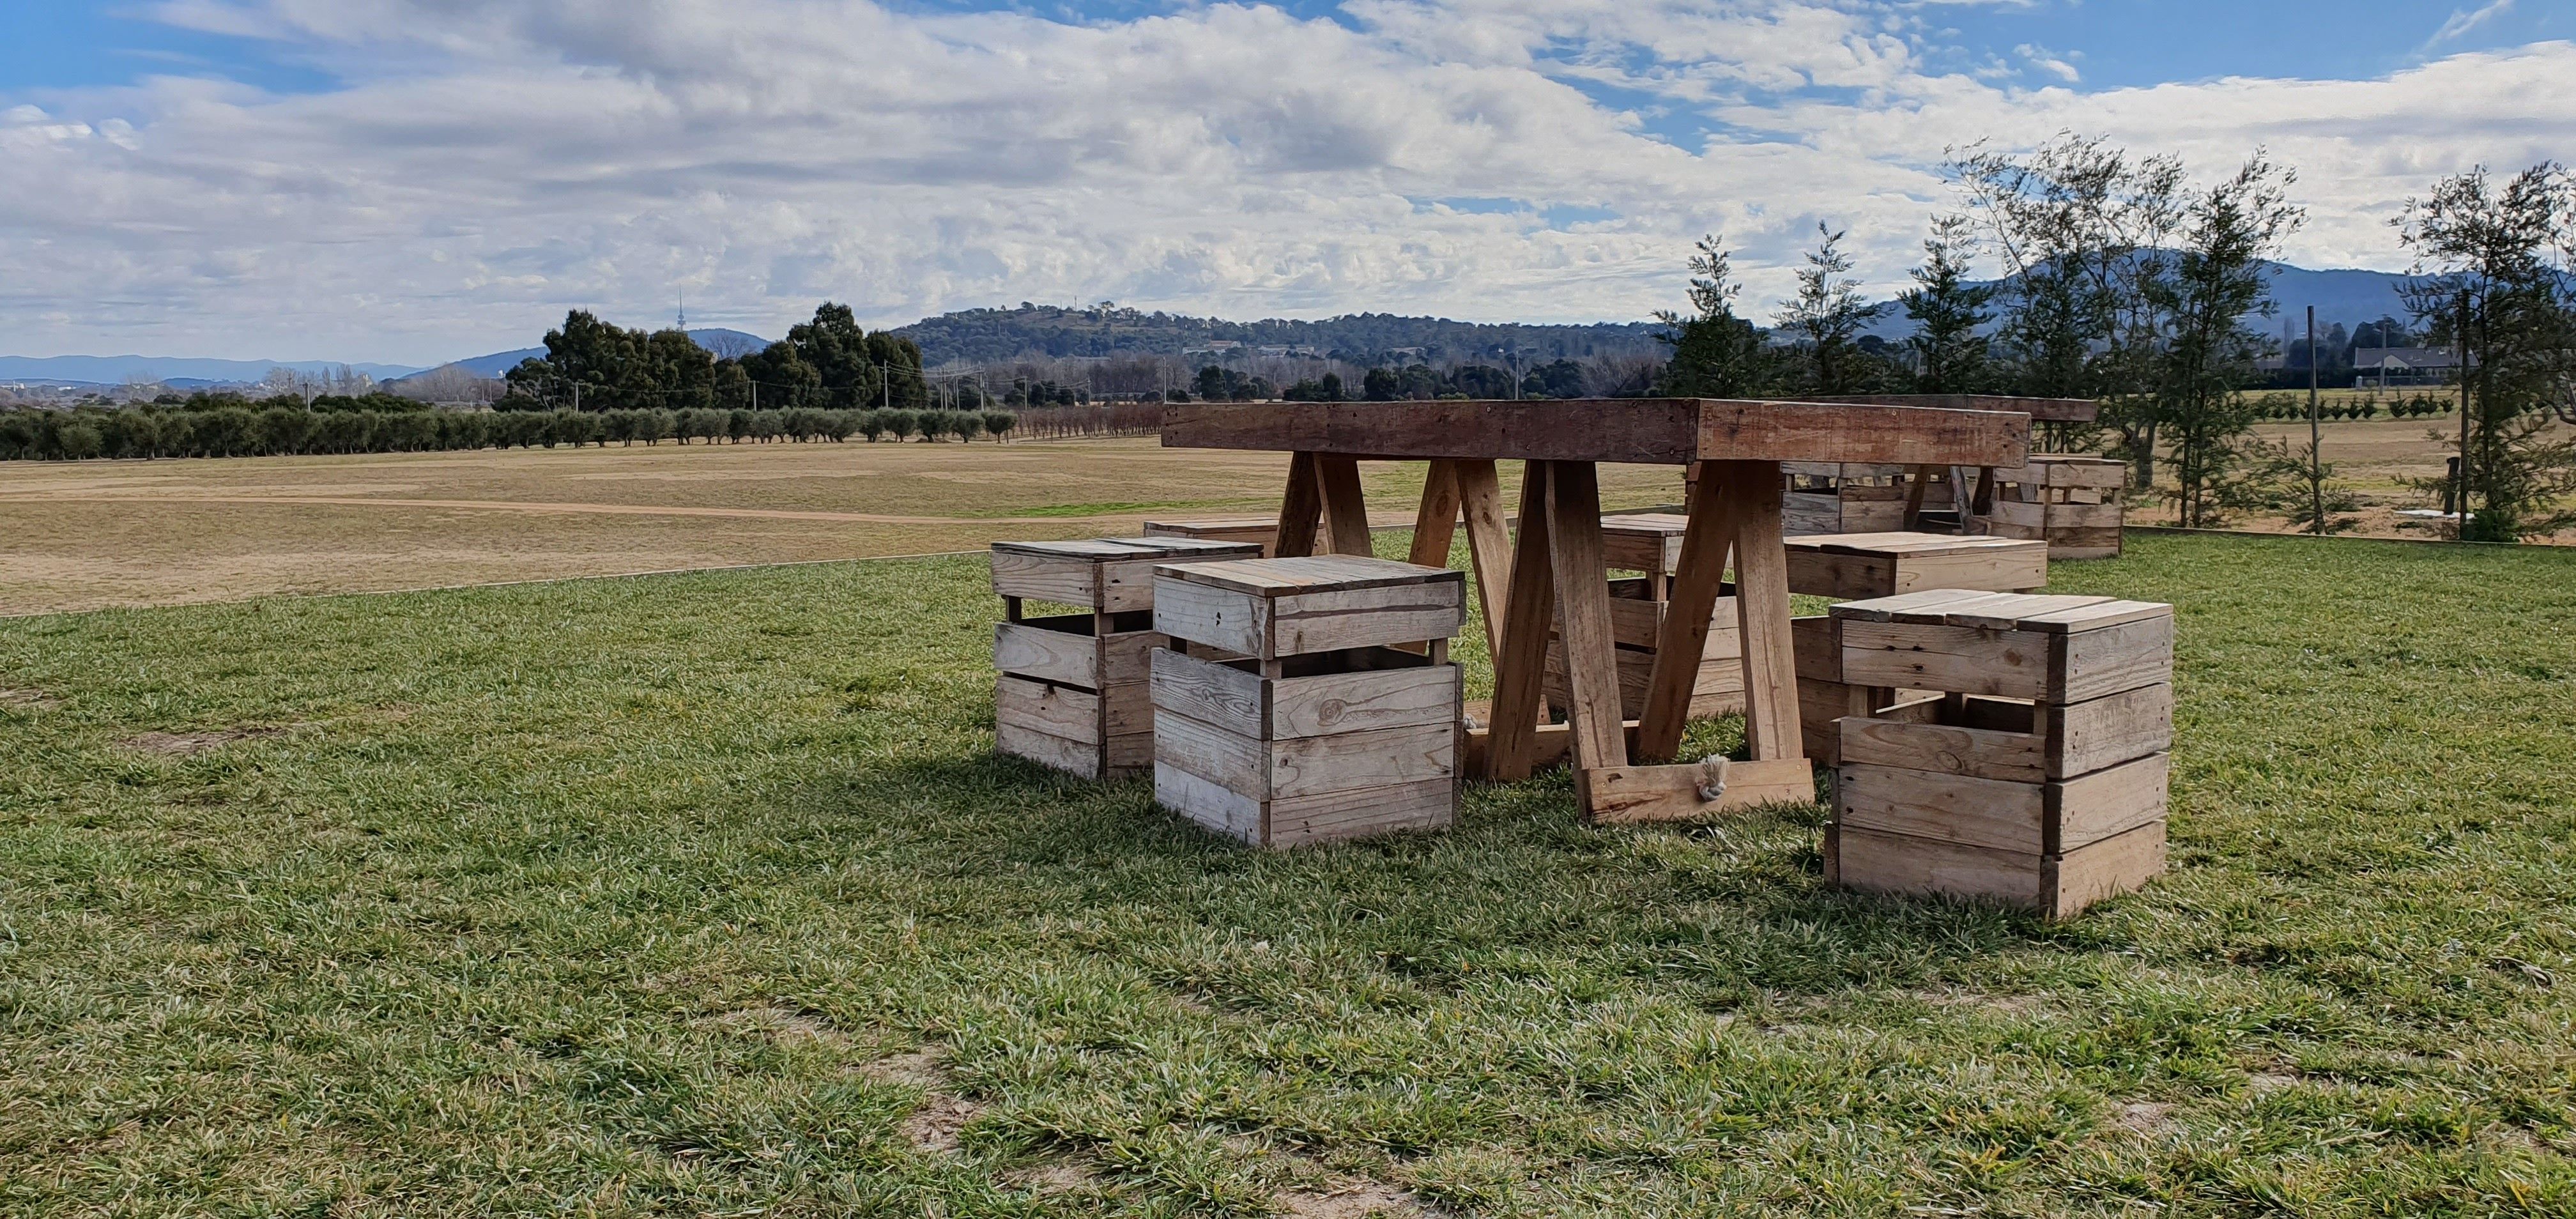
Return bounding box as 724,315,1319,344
1587,459,1815,822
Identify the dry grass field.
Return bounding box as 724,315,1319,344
0,436,1689,615
3,410,2563,617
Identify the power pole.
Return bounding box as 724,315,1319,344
2456,289,2472,537
2306,305,2322,534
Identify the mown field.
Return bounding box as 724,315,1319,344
0,436,1687,616
4,531,2572,1216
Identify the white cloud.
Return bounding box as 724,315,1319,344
0,1,2570,364
2013,42,2080,82
2426,0,2513,49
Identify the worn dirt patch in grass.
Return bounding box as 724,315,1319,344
1279,1177,1441,1218
118,728,283,755
859,1049,985,1154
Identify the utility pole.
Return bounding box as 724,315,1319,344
2456,289,2472,537
2306,305,2322,534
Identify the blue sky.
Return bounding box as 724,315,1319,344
0,0,2568,364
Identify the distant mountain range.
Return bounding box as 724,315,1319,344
0,355,427,387
2,264,2435,388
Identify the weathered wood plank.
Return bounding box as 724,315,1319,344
1584,758,1817,824
988,549,1098,607
1837,714,2048,783
1267,778,1457,847
1151,577,1266,659
1274,450,1323,559
1800,393,2100,424
1270,663,1459,739
1409,459,1462,568
1162,398,2029,467
1149,647,1268,738
1486,461,1556,780
1152,708,1269,797
1840,620,2048,700
1453,459,1513,668
1698,400,2028,468
1545,461,1631,791
1636,459,1735,762
2041,819,2166,916
1271,721,1455,799
2051,615,2174,703
1725,461,1803,761
1315,453,1373,557
1154,763,1264,841
997,721,1101,779
2048,682,2174,778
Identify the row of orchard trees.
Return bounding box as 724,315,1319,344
0,403,1018,462
500,303,933,413
1658,141,2576,538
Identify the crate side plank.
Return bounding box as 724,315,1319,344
1154,762,1263,842
1266,778,1457,847
1150,648,1268,738
1840,620,2047,700
997,721,1102,779
1836,762,2047,853
1152,576,1268,657
996,674,1103,744
2051,615,2174,703
2041,820,2166,916
1270,721,1455,799
990,550,1099,606
1837,715,2047,783
1270,664,1460,739
994,620,1101,689
2046,752,2170,851
2047,682,2174,778
1152,707,1271,798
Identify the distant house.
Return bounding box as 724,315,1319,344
2351,347,2466,387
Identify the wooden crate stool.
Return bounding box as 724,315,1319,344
1784,532,2048,600
1149,555,1466,847
1543,512,1744,720
1822,590,2175,917
1782,463,1910,535
992,537,1264,779
1989,456,2127,560
1142,517,1282,557
1786,533,2049,765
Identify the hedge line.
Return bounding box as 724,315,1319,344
0,406,1020,462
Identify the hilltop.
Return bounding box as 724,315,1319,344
889,305,1669,366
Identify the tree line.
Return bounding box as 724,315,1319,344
1656,141,2576,539
0,400,1018,462
500,303,934,413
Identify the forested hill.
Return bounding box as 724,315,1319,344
891,305,1667,365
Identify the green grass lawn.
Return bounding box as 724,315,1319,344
4,533,2573,1217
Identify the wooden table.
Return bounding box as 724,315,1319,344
1162,398,2031,824
1802,395,2094,533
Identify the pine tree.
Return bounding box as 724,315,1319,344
1899,215,1994,394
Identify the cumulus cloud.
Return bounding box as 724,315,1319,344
1,0,2570,363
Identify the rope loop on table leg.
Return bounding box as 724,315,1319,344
1694,755,1730,802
